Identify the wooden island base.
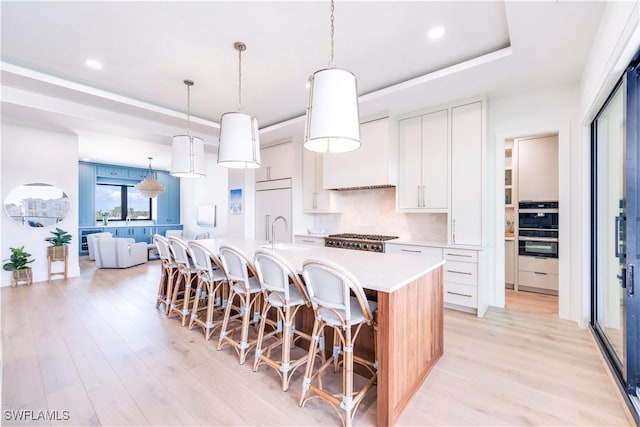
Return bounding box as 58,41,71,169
296,265,444,426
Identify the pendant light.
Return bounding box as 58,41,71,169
217,41,261,169
171,79,206,178
135,157,165,198
304,0,360,154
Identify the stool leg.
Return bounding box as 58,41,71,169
253,296,270,372
341,326,354,427
189,277,203,330
217,287,237,351
281,305,292,391
238,292,252,365
299,317,322,407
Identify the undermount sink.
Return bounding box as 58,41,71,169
260,243,313,251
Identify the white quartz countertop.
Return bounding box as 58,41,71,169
196,238,445,294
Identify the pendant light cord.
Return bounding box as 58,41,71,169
186,82,192,138
238,46,243,111
329,0,335,68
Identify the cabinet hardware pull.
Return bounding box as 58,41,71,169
417,185,421,208
448,253,473,258
421,185,426,208
534,271,548,275
401,249,422,253
447,270,472,275
302,239,314,243
447,291,472,298
265,215,270,240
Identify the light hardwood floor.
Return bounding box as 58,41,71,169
1,259,633,426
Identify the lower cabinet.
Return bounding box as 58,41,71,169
518,256,558,295
294,235,325,246
505,240,515,287
443,248,479,310
386,243,479,312
79,228,104,255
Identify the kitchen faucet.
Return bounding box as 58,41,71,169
271,216,288,250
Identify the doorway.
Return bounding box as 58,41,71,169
591,55,640,416
503,133,560,312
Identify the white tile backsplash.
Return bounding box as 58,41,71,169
312,187,447,241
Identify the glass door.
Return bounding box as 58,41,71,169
593,78,626,372
592,55,640,405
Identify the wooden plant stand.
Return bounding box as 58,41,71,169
47,246,68,282
11,268,33,287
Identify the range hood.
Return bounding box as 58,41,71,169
322,117,397,190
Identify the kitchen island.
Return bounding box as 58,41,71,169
197,238,445,426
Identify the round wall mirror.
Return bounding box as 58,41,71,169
4,183,71,227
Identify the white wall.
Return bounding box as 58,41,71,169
179,151,229,238
1,123,80,286
487,84,580,321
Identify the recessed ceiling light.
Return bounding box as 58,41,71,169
427,26,445,40
85,59,103,70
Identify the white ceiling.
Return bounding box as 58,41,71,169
0,1,605,168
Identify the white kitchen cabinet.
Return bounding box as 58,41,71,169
397,109,448,211
385,243,443,258
443,248,479,310
302,149,340,213
517,135,558,201
255,182,292,243
294,235,325,246
255,141,293,182
322,117,396,189
518,255,558,294
450,101,483,246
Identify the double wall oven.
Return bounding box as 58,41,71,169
518,201,558,258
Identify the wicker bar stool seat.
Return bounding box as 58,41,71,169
217,244,264,364
299,258,377,427
154,234,176,314
167,236,197,326
253,248,318,391
187,241,229,340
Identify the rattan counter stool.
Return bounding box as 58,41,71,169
217,244,264,365
299,258,377,427
252,248,318,391
187,241,229,340
154,234,176,314
167,236,197,326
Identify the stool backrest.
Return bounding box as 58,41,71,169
302,258,372,323
195,232,210,240
219,244,256,292
168,236,190,267
154,234,172,262
254,248,308,305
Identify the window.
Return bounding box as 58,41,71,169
95,184,151,221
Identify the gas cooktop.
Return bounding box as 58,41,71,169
324,233,399,252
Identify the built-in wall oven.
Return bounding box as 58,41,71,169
518,201,558,258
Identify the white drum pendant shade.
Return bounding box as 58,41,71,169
304,68,361,153
217,112,261,169
171,135,206,178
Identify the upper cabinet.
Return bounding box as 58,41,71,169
95,165,129,179
255,142,293,182
517,135,558,201
302,149,340,213
450,101,483,246
397,109,448,212
155,171,181,224
322,117,396,190
78,162,96,227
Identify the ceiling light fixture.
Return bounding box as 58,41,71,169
171,79,206,178
304,0,360,154
135,157,165,198
217,41,261,169
85,59,103,70
427,26,445,40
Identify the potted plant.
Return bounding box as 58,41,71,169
45,227,72,261
2,246,35,286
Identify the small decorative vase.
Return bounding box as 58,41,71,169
102,217,108,226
